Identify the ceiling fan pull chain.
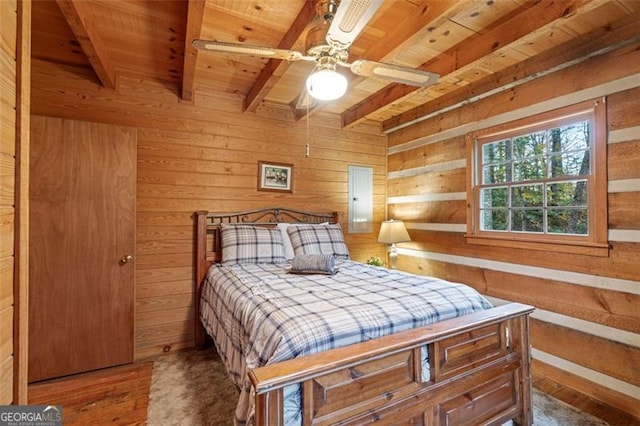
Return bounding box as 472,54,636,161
306,100,311,158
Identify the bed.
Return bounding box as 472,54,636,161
194,207,534,425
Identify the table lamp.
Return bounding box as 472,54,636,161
377,219,410,269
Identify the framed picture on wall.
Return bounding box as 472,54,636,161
258,161,293,193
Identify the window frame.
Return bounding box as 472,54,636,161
465,98,609,257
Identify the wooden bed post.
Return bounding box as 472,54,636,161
194,210,208,349
254,388,284,426
514,312,533,425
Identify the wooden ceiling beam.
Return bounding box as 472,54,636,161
341,0,601,128
244,0,316,113
56,0,116,88
182,0,206,101
351,0,472,73
382,12,640,134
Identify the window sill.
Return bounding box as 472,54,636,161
464,235,610,257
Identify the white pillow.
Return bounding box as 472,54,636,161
277,222,328,260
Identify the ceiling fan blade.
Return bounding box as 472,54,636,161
326,0,384,50
293,89,317,110
192,39,304,61
350,60,439,87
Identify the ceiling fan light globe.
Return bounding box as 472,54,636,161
306,69,348,101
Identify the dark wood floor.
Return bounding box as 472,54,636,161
531,375,640,426
28,360,638,425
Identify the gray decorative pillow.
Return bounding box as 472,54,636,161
220,224,286,265
286,224,350,260
290,254,336,275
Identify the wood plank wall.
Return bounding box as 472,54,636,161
0,0,29,404
29,59,387,360
0,0,16,403
386,41,640,417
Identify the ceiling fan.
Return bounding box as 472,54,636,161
192,0,439,105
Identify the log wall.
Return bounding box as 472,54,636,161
30,59,387,359
386,41,640,417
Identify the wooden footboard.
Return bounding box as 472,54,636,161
249,303,534,426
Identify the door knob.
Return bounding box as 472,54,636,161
120,254,133,265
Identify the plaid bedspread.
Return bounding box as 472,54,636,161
200,260,492,425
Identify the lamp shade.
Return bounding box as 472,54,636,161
377,219,410,244
306,68,348,101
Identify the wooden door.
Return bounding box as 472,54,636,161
28,116,136,382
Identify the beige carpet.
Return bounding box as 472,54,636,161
147,349,238,426
147,348,609,426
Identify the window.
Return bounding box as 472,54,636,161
466,99,608,256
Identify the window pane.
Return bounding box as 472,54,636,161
482,139,510,163
549,150,590,177
511,184,543,207
514,157,546,182
481,209,508,231
548,121,590,153
547,181,588,207
483,163,510,184
513,132,546,158
548,208,588,234
481,187,508,208
511,209,543,233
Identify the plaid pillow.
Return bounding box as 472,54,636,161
286,224,349,260
220,224,286,264
277,222,329,260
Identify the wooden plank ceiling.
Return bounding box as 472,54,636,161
31,0,640,130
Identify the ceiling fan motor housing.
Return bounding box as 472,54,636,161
306,0,346,59
306,23,331,56
317,0,339,21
